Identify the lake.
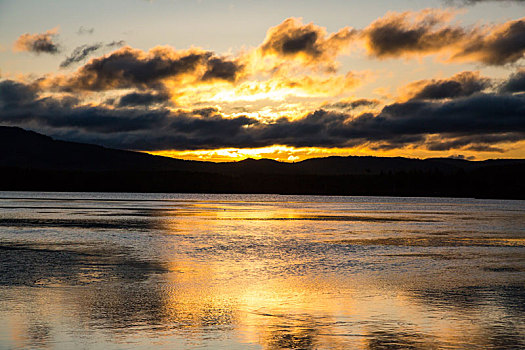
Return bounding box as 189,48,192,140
0,192,524,349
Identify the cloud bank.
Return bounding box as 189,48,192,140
1,70,524,153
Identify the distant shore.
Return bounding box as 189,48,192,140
2,167,524,199
2,126,524,199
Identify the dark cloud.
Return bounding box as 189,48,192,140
57,46,243,91
60,44,103,68
60,41,125,68
257,13,525,66
0,80,38,109
424,134,520,152
107,40,126,47
1,79,524,152
116,91,171,107
265,28,319,56
68,47,207,90
465,144,505,152
455,18,525,65
201,58,244,82
0,80,256,149
499,69,525,93
403,71,491,100
14,28,60,55
447,154,475,160
361,10,467,58
370,94,525,138
361,11,525,65
260,18,356,65
321,98,380,110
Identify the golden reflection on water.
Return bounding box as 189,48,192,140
1,248,524,349
157,252,523,349
0,194,524,349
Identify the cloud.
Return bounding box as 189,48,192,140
53,46,244,91
60,44,103,68
24,13,525,114
238,94,525,150
36,40,365,113
201,57,243,82
321,98,380,111
423,133,521,152
361,10,467,59
400,71,491,100
360,10,525,65
13,28,60,54
454,17,525,65
447,154,475,160
77,26,94,35
499,69,525,93
352,94,525,151
259,18,356,67
60,41,125,68
256,12,525,67
1,79,524,152
116,91,171,107
0,80,38,107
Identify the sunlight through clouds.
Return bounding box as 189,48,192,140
1,2,524,160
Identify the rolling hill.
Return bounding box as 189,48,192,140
1,126,524,198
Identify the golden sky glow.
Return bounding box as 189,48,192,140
148,140,525,163
0,1,524,161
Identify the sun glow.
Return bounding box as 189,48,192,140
147,140,525,162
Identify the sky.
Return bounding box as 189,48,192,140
1,0,524,162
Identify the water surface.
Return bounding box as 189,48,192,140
1,192,524,349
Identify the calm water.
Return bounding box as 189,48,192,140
0,192,524,349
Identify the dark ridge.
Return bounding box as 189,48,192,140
1,126,524,198
0,126,192,172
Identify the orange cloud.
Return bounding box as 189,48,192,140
361,10,465,59
359,10,525,65
42,45,244,92
398,71,492,101
259,17,357,70
452,17,525,65
13,27,60,54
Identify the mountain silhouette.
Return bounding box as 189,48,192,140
1,126,524,198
